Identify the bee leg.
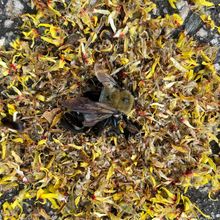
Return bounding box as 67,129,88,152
90,118,110,136
112,117,118,128
107,117,121,136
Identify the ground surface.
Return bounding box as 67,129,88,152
0,0,220,219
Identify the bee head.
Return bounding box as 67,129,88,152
117,90,134,115
99,88,134,115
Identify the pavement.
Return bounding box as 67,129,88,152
0,0,33,46
0,0,220,219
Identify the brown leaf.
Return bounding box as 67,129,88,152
41,108,61,124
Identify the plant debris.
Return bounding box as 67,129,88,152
0,0,219,219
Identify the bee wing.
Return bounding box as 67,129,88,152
62,97,118,127
63,97,117,114
94,63,117,88
83,113,111,127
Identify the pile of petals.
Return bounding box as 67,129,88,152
0,0,219,219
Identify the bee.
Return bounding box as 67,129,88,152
61,63,139,136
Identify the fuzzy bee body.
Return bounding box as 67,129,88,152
61,63,139,136
99,87,134,115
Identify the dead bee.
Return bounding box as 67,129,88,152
61,63,140,136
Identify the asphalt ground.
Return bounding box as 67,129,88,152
0,0,220,219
